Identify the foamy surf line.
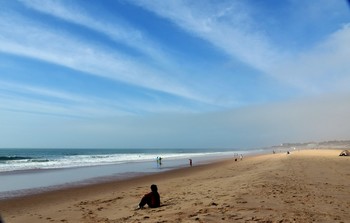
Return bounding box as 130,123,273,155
0,149,261,199
0,149,245,172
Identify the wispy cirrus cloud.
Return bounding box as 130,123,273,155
0,81,87,103
0,78,209,118
0,10,212,106
0,80,133,117
132,0,350,95
19,0,169,64
131,0,281,72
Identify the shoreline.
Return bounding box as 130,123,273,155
0,156,234,201
1,149,349,222
0,150,256,199
0,157,236,221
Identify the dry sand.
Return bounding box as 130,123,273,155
0,149,349,223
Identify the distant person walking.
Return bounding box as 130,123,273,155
240,154,243,161
139,184,161,209
156,157,162,166
189,159,192,167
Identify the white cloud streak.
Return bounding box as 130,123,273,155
0,79,209,118
132,0,350,95
0,81,134,117
19,0,169,64
132,0,281,72
0,81,86,103
0,11,212,106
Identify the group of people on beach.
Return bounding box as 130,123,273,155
234,153,243,161
156,156,194,167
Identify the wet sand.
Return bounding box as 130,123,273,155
0,149,349,223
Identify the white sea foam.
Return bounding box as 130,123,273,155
0,150,240,172
0,149,258,198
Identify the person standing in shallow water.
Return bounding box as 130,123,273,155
139,184,160,209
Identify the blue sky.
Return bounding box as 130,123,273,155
1,0,350,149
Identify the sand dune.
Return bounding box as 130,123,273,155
1,149,349,223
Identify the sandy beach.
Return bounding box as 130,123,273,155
0,149,349,223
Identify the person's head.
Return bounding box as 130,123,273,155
150,184,158,192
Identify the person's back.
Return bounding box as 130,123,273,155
139,184,160,208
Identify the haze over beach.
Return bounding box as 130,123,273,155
0,0,350,149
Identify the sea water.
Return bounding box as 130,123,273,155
0,148,255,199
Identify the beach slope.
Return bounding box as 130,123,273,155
1,150,349,223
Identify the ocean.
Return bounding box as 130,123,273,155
0,148,254,199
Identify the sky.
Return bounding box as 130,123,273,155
0,0,350,149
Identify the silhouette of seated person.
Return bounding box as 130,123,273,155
139,184,160,209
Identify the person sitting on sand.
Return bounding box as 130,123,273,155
139,184,160,209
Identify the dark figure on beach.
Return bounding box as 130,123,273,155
139,184,160,209
189,159,192,167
